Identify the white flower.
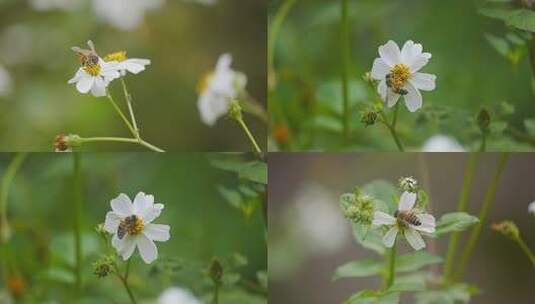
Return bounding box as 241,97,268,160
529,201,535,216
103,51,150,76
92,0,165,31
197,54,247,126
104,192,170,264
422,135,465,152
0,65,12,97
30,0,81,11
372,192,435,250
158,287,201,304
68,58,121,97
371,40,436,112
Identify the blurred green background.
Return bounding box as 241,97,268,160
0,152,266,303
0,0,266,151
269,153,535,303
269,0,535,151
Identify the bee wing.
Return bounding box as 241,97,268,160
87,40,96,53
71,46,90,55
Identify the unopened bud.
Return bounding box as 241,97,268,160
93,256,114,278
477,108,491,131
209,258,223,284
399,176,418,193
53,133,82,152
491,220,520,240
361,111,378,127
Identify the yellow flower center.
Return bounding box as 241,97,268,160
197,71,214,94
104,51,127,62
126,216,144,236
388,64,411,91
83,64,101,76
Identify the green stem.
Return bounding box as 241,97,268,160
379,112,404,151
385,240,397,289
78,137,165,152
516,236,535,266
120,78,140,138
236,117,262,156
454,153,509,281
268,0,298,73
118,260,137,304
479,131,487,152
73,153,83,295
0,154,27,244
107,93,137,138
341,0,350,141
213,282,220,304
444,153,478,281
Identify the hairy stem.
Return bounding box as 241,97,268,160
341,0,351,141
444,153,478,281
454,153,509,280
73,153,83,295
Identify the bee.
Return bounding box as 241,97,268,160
71,40,99,67
117,215,139,240
394,210,422,226
385,73,408,95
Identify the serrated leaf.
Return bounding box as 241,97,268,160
396,251,443,272
434,212,479,236
238,161,267,184
333,258,384,280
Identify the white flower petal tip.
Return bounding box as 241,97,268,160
529,201,535,216
371,40,435,112
158,287,201,304
105,191,170,263
398,192,417,211
197,53,247,126
422,135,465,152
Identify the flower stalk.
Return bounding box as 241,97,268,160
379,105,405,151
454,153,509,281
120,78,140,137
229,100,262,156
113,260,137,304
385,240,397,289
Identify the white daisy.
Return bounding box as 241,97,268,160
197,53,247,126
68,58,121,97
529,201,535,216
92,0,165,31
104,51,150,76
422,135,465,152
104,192,170,264
372,191,435,250
371,40,436,112
158,287,201,304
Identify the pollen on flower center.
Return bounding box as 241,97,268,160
126,216,144,236
104,51,127,62
83,64,101,76
389,64,411,90
197,71,214,94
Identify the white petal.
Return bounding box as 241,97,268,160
377,79,387,100
91,77,107,97
141,205,163,224
372,211,396,226
378,40,401,66
124,62,147,74
383,226,398,248
133,192,154,215
386,90,401,107
398,192,417,212
136,234,158,264
144,224,170,242
113,234,136,260
413,213,436,233
371,58,391,79
216,53,232,71
529,201,535,215
111,193,134,217
68,69,84,84
410,73,436,91
197,92,229,126
409,52,431,73
75,74,94,93
403,83,422,112
104,211,121,233
404,228,426,250
400,40,415,64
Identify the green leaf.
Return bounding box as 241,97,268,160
388,272,428,293
434,212,480,236
415,283,479,304
484,33,510,57
307,115,343,133
217,186,243,209
362,180,397,213
352,223,386,255
238,161,267,184
396,251,443,272
524,118,535,136
346,290,400,304
333,258,384,280
507,9,535,32
478,7,512,21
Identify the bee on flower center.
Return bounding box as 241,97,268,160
394,210,421,226
72,40,100,67
386,64,410,95
117,215,144,239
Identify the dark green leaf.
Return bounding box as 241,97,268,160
238,162,267,184
396,252,443,272
434,212,479,236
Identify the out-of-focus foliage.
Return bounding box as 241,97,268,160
0,0,266,151
268,0,535,151
0,153,266,303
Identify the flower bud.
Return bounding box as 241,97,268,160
341,192,375,225
209,258,223,284
477,108,490,131
53,133,82,152
361,111,378,127
399,176,418,193
491,220,520,240
93,256,114,278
